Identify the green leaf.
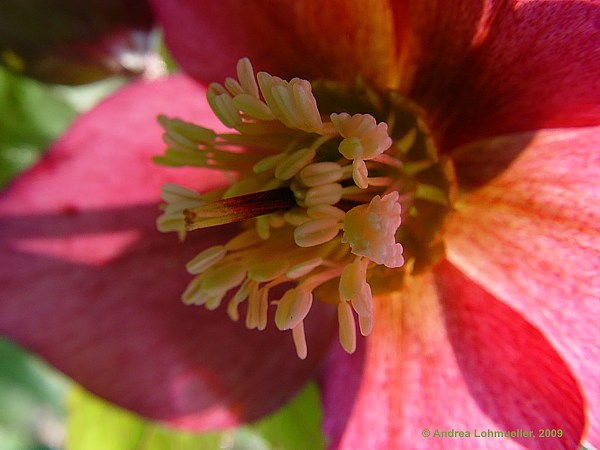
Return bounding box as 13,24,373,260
0,338,69,450
0,67,75,184
252,383,325,450
0,66,125,186
66,382,325,450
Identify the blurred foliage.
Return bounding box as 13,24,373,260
0,338,68,450
0,65,124,186
0,0,154,85
66,383,325,450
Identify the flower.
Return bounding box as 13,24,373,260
1,1,599,449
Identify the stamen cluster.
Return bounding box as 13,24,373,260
156,58,415,358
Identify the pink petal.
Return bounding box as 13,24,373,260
320,266,584,449
446,126,600,446
0,75,336,429
391,0,600,149
149,0,399,89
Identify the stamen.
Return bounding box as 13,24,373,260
274,147,316,180
339,257,373,319
292,322,308,359
248,259,290,282
306,205,346,221
156,57,452,359
186,245,227,274
291,79,323,131
358,314,373,336
286,257,324,279
225,77,245,96
232,94,275,121
337,301,357,354
302,183,343,207
210,93,243,129
299,162,344,187
294,218,341,247
236,57,260,98
274,288,313,330
352,159,369,189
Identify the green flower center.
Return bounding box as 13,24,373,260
155,58,456,358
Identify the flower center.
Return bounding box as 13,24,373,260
156,58,456,358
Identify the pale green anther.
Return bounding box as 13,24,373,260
233,94,275,121
204,294,224,311
275,147,316,180
253,153,287,173
167,120,216,144
223,177,263,198
162,133,197,153
211,93,243,128
274,289,313,330
246,287,269,331
306,205,346,221
263,178,284,191
292,323,308,360
294,218,341,247
182,276,205,305
201,264,247,293
158,148,207,167
337,301,357,354
291,79,323,131
257,72,286,120
352,159,369,189
208,82,228,96
358,314,373,336
157,114,171,129
186,245,227,274
160,183,201,203
299,162,343,187
303,183,343,207
227,280,252,321
339,258,367,301
255,215,271,240
225,77,245,96
286,258,324,279
248,260,290,282
271,84,302,129
237,57,260,98
156,214,183,235
284,208,311,226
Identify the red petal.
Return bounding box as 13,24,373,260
0,75,336,428
446,126,600,446
320,267,584,449
391,0,600,149
149,0,399,89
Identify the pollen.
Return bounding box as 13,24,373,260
156,58,455,358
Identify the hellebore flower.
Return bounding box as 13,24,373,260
1,1,599,449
